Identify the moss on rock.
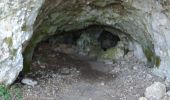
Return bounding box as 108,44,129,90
143,46,161,68
4,37,13,47
98,41,124,61
98,47,124,61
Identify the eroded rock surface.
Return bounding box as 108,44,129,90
1,0,170,84
0,0,44,85
29,0,170,79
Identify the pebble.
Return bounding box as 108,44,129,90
101,82,105,86
146,74,153,79
132,65,138,70
164,78,170,89
120,61,125,65
166,91,170,96
139,97,147,100
21,78,38,87
40,65,46,69
104,60,113,65
60,67,70,75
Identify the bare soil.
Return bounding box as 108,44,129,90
20,43,163,100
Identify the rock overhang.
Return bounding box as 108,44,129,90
0,0,170,85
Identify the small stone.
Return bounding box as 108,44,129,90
52,74,57,78
40,65,46,69
163,95,170,100
132,65,138,70
76,70,80,73
145,82,166,100
146,74,153,79
101,82,105,86
120,61,125,65
139,97,147,100
60,68,70,75
86,1,90,5
165,78,170,89
104,60,113,65
112,73,117,78
166,91,170,96
21,78,38,87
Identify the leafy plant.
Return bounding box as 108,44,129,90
0,85,11,100
0,85,23,100
10,85,23,100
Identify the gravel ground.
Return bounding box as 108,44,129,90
20,43,164,100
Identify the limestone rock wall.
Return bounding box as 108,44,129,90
127,0,170,78
0,0,44,85
1,0,170,85
26,0,170,79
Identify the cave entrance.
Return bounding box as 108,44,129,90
43,25,121,59
27,25,129,80
21,26,160,100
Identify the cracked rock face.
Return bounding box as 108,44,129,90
1,0,170,85
0,0,44,85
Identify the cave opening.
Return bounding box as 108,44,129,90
43,25,121,56
9,0,165,99
22,25,132,81
20,25,160,100
33,25,125,67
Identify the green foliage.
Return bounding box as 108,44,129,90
0,85,11,100
10,86,23,100
0,85,23,100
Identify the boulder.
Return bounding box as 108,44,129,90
145,82,166,100
0,0,44,85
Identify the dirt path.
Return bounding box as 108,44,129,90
21,43,163,100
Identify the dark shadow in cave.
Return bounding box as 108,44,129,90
44,25,121,52
17,25,126,83
98,30,120,51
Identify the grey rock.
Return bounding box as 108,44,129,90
21,78,38,87
103,60,113,65
0,0,44,85
139,97,147,100
166,91,170,97
59,68,71,75
163,95,170,100
145,82,166,100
